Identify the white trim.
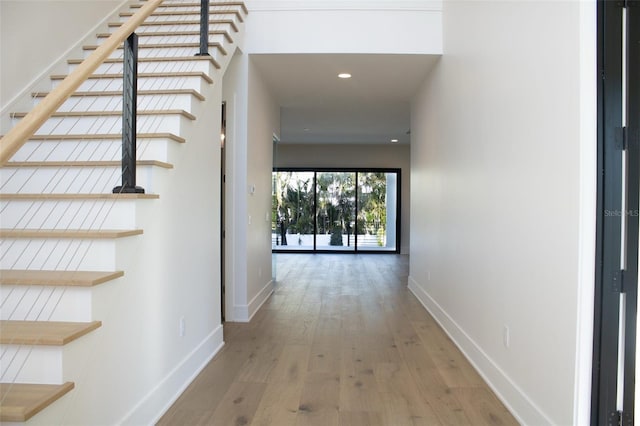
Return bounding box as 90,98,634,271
245,0,441,12
573,1,598,424
408,276,553,426
0,0,131,114
120,325,225,426
232,279,274,322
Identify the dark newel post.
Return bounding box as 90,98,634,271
196,0,210,56
113,32,144,194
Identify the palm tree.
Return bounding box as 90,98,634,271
274,172,314,245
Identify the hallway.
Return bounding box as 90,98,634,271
158,254,517,425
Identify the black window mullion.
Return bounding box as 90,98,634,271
355,171,359,252
313,171,318,251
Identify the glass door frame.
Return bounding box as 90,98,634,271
272,167,401,254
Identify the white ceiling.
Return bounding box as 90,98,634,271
250,53,440,144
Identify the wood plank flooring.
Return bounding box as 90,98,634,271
157,254,517,426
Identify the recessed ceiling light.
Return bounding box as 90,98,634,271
391,139,399,143
338,73,352,79
303,128,310,132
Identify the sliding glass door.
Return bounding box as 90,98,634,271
357,172,397,251
316,172,356,251
272,168,400,253
272,171,315,250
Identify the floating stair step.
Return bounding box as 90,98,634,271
12,110,196,121
51,71,213,84
0,229,143,239
97,30,233,43
26,133,185,143
0,382,74,422
0,193,159,200
0,320,101,345
131,1,248,14
82,42,227,56
119,10,244,22
5,160,173,169
108,19,239,32
68,55,220,71
0,270,123,286
32,89,205,102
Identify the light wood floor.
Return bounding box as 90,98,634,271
157,254,518,426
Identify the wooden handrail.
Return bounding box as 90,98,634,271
0,0,164,166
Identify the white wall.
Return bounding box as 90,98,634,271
408,1,596,425
244,56,279,319
0,0,124,110
224,52,280,322
222,51,248,323
275,143,410,254
244,0,441,55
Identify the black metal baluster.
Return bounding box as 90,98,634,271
196,0,210,56
114,32,144,194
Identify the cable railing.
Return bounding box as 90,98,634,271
0,0,244,418
0,0,163,165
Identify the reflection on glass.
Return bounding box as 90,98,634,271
272,171,315,250
358,172,398,251
315,172,356,251
356,172,396,251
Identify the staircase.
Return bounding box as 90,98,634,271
0,1,246,423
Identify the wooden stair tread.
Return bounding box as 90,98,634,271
120,10,244,22
0,382,74,422
12,110,196,120
0,320,101,345
25,133,185,143
0,229,143,239
108,19,239,32
5,160,173,169
0,270,123,286
96,30,233,43
82,42,227,55
32,89,205,101
50,71,213,84
0,193,159,200
132,1,248,14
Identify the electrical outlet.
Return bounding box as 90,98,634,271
502,325,510,348
179,316,186,337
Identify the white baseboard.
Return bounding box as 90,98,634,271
119,325,225,425
407,276,552,426
232,280,274,323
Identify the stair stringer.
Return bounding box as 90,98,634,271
8,12,247,426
